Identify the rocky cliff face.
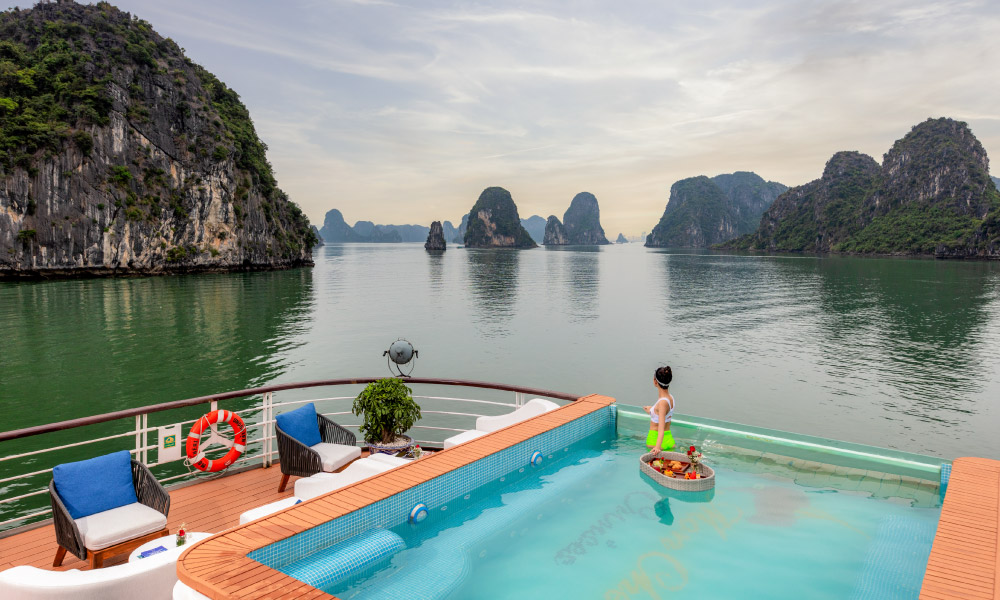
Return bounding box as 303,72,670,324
463,187,536,248
563,192,609,245
730,118,1000,256
0,1,315,278
646,172,786,248
542,215,568,245
311,226,323,247
543,192,609,245
424,220,446,251
734,152,881,252
318,209,360,242
616,233,628,243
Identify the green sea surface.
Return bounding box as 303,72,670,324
2,244,1000,462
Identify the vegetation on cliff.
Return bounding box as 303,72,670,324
729,119,1000,256
463,187,536,248
424,220,446,251
0,0,314,276
646,172,786,247
544,192,609,245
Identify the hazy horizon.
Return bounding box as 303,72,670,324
6,0,1000,236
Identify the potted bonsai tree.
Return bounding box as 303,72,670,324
352,378,422,455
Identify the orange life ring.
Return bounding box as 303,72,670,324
185,410,247,472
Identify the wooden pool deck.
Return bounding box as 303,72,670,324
177,394,615,600
0,464,298,572
919,456,1000,600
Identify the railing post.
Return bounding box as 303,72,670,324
514,392,524,408
134,415,142,463
141,413,148,465
262,392,272,468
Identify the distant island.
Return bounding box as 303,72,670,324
645,172,787,248
726,118,1000,258
463,187,537,248
316,119,1000,259
0,1,315,279
316,208,547,245
543,192,610,245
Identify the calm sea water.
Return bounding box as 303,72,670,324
2,244,1000,460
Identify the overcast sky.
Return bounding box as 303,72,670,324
11,0,1000,235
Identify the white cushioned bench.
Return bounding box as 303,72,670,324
0,558,178,600
443,398,560,449
239,454,410,525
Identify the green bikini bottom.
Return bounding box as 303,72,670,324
646,429,676,450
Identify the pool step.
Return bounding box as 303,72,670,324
281,528,405,591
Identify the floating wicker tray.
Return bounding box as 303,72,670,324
640,451,716,491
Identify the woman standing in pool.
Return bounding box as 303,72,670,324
644,366,675,451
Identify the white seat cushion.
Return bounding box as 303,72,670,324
366,453,410,467
295,471,366,500
238,497,301,525
293,457,398,500
475,398,560,433
443,429,488,448
77,502,167,551
342,457,394,477
310,442,361,471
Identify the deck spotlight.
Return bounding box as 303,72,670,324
383,338,418,377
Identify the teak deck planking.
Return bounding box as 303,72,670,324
176,394,616,599
0,463,299,571
919,456,1000,600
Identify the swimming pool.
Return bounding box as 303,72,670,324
258,408,942,600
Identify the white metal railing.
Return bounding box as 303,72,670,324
0,379,575,532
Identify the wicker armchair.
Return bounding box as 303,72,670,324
51,459,170,568
276,413,357,492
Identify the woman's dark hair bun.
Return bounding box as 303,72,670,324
655,366,672,388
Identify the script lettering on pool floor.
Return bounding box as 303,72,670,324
602,502,743,599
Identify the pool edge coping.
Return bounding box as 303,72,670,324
918,456,1000,600
176,394,616,599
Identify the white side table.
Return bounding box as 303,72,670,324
128,532,213,563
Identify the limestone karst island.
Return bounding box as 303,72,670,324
2,2,1000,600
0,0,314,279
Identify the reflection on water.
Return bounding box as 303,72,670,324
466,249,520,335
427,252,445,292
652,249,1000,455
2,245,999,459
812,259,994,425
0,269,314,429
547,246,601,322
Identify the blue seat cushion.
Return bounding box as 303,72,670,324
52,450,138,520
276,403,323,447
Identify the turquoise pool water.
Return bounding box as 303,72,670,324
320,430,941,599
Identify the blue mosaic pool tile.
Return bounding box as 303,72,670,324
849,515,935,600
249,406,612,572
939,463,951,501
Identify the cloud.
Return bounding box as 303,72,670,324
31,0,1000,234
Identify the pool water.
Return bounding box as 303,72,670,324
325,431,941,599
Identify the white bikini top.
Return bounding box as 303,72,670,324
649,395,674,424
